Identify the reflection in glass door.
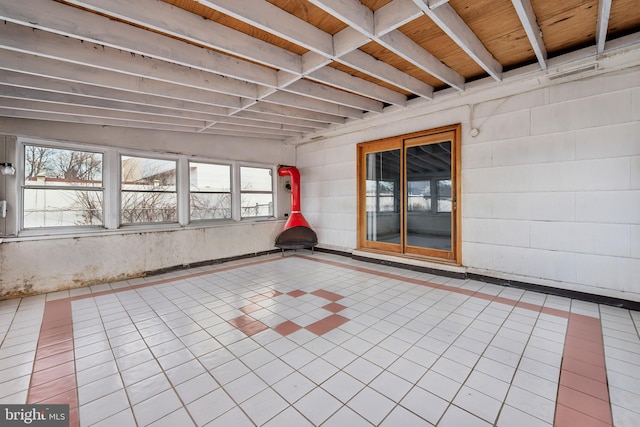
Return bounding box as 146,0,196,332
405,140,452,253
364,149,402,252
358,125,460,263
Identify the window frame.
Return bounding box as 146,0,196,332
11,138,279,237
20,139,106,232
120,154,179,226
239,164,276,220
188,160,233,222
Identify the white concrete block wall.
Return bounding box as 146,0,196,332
297,66,640,301
297,139,358,250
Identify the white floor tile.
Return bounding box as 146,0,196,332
400,386,449,425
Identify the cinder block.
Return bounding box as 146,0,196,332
462,194,492,218
631,226,640,258
470,109,530,144
463,166,531,194
531,222,631,257
549,70,640,103
463,218,530,247
492,192,575,221
575,122,640,160
529,158,630,192
631,156,640,190
461,242,493,269
492,133,575,167
462,143,492,169
531,91,632,135
492,245,577,283
576,255,640,295
529,221,577,252
576,191,640,224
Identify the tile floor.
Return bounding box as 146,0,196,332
1,251,639,426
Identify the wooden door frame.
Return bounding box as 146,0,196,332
356,124,461,265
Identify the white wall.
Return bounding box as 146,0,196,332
0,120,294,297
297,66,640,302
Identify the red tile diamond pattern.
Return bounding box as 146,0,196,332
231,289,349,337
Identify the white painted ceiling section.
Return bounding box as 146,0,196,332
0,0,637,144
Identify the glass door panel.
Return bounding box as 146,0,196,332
364,149,401,250
358,125,460,263
405,141,452,254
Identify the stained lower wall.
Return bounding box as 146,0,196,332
297,65,640,302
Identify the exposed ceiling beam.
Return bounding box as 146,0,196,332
306,67,407,106
66,0,411,111
261,91,364,120
61,0,302,74
197,0,334,56
511,0,547,69
245,103,346,125
596,0,613,54
412,0,503,81
0,50,247,111
0,68,231,117
374,0,424,37
1,0,392,120
0,0,276,89
283,79,383,113
0,23,257,101
339,50,434,98
308,0,465,90
428,0,450,8
197,0,434,100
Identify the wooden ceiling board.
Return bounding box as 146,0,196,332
531,0,598,56
163,0,309,55
399,14,486,81
449,0,537,69
359,40,448,89
328,62,414,97
609,0,640,39
269,0,347,35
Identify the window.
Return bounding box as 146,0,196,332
357,125,461,263
121,156,177,224
189,162,231,220
22,144,103,228
240,166,273,218
14,139,278,235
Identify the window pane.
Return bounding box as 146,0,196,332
190,163,230,192
406,142,452,250
24,145,102,186
23,188,103,228
241,193,273,217
121,191,177,223
241,167,272,191
190,193,231,220
122,156,176,191
365,150,401,243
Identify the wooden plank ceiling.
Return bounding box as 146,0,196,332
0,0,638,143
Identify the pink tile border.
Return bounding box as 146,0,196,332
26,254,613,426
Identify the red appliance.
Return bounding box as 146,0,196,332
275,165,318,254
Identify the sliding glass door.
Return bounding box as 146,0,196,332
358,125,460,263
